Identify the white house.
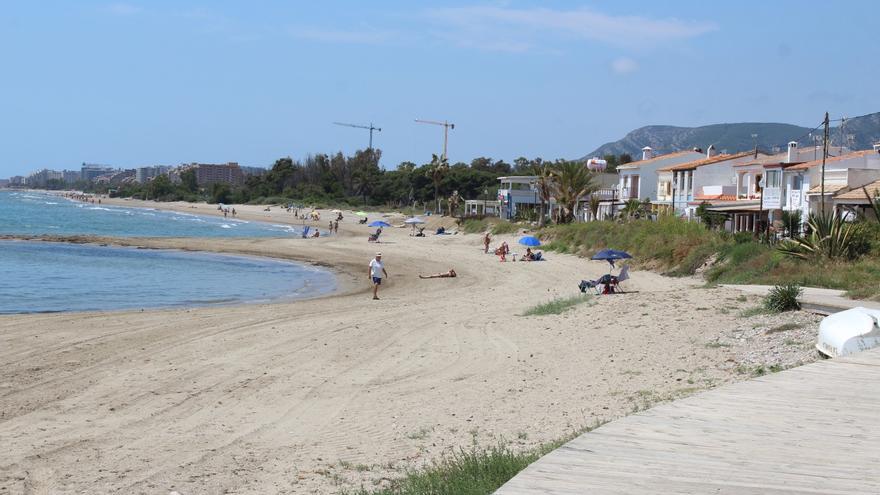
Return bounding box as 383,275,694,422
612,147,705,216
784,145,880,218
656,150,760,218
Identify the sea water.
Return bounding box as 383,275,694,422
0,191,311,237
0,191,335,313
0,240,335,314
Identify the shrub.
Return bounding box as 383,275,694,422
778,213,870,261
763,284,802,312
733,231,754,244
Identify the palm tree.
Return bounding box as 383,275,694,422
588,195,601,221
448,190,461,218
550,160,597,223
425,154,449,214
621,199,642,220
530,161,553,226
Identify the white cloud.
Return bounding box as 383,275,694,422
105,3,142,16
423,6,717,52
611,57,639,74
289,27,393,45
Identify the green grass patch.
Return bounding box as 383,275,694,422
539,217,880,299
521,295,591,316
459,218,525,235
346,425,601,495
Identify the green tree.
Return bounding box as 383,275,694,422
426,154,449,214
210,182,232,204
551,160,597,223
696,201,726,229
619,153,633,165
602,154,619,173
180,169,198,193
351,149,381,204
146,174,173,200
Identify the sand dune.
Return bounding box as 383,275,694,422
0,200,820,493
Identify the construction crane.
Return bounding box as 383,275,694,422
415,119,455,159
333,122,381,150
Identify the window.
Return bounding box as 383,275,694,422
754,174,763,193
765,170,781,188
792,175,803,190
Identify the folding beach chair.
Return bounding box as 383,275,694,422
612,265,630,293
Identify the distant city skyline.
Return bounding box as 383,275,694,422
2,1,878,176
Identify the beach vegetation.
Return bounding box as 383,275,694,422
763,284,803,313
540,216,880,299
521,295,592,316
458,217,523,235
346,422,603,495
549,160,597,224
778,212,870,261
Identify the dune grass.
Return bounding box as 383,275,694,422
521,295,591,316
346,423,603,495
538,217,880,300
460,217,526,235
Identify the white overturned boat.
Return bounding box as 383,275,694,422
816,307,880,357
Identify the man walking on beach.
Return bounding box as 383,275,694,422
369,252,388,300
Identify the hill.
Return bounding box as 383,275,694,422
584,111,880,159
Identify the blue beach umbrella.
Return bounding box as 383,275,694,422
591,249,632,271
368,220,391,228
518,235,541,247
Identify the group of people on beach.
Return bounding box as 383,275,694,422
483,233,540,262
64,192,100,204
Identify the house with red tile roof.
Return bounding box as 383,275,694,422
606,147,705,219
655,149,762,219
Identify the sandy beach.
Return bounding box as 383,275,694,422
0,199,822,494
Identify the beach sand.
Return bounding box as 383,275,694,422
0,199,821,494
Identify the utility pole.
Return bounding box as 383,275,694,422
332,122,382,150
821,111,829,215
415,119,455,159
751,134,759,158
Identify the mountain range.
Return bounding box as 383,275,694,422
583,111,880,160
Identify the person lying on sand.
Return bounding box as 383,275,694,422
419,269,456,279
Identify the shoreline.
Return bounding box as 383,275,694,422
0,198,824,494
0,236,344,315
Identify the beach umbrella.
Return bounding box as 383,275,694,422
591,249,632,272
330,209,342,214
518,235,541,247
404,217,426,224
355,211,368,217
368,220,391,227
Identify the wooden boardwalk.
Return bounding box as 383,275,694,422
497,349,880,494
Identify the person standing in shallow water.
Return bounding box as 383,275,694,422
369,252,388,300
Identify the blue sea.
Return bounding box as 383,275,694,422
0,191,311,237
0,191,335,313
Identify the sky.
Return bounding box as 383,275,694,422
1,1,878,177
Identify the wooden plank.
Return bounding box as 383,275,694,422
496,348,880,494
